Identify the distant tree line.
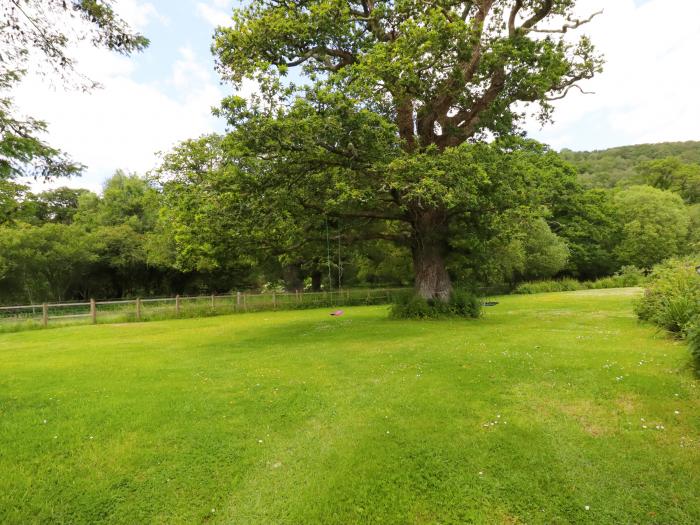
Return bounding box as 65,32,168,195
0,142,698,305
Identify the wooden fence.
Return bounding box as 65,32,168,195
0,288,408,333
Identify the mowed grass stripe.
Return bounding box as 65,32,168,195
0,288,698,524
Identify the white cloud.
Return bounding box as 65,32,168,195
8,2,242,194
196,2,234,28
526,0,700,150
171,46,213,91
116,0,170,29
15,46,222,193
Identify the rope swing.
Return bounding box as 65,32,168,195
325,217,333,293
325,216,344,292
337,218,343,291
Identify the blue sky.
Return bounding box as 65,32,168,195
129,1,224,104
15,0,700,193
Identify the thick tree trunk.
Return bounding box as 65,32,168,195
411,209,453,301
282,263,303,292
310,270,322,292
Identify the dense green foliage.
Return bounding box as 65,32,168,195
157,133,583,296
0,171,419,304
2,290,699,523
635,257,700,337
2,144,698,304
613,186,690,269
0,173,179,302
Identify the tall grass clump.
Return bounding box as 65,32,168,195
634,257,700,337
514,278,582,294
390,289,481,319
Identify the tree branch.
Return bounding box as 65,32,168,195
340,230,412,245
546,84,594,101
418,1,490,143
360,0,392,42
508,0,524,37
276,46,356,70
300,202,408,222
520,0,554,30
527,10,603,34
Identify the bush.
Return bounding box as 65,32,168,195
614,265,646,287
390,289,481,319
634,257,700,336
448,289,483,318
687,317,700,362
389,293,433,319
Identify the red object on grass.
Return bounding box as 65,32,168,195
330,310,344,317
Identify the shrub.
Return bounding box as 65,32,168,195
390,289,481,319
615,265,646,287
687,317,700,362
389,293,433,319
449,289,482,318
634,257,700,336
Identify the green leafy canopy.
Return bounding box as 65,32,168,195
165,0,605,298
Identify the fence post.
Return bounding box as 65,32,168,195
42,303,48,328
243,293,247,311
272,291,276,309
236,291,241,311
90,299,96,324
211,294,215,309
175,294,180,316
135,298,141,321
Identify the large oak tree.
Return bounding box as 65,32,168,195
209,0,603,299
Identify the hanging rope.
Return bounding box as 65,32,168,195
325,217,333,293
337,218,343,290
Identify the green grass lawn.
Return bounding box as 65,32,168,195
1,288,698,524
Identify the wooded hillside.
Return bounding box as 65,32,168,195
561,141,700,188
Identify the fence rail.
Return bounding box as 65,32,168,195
0,288,408,333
